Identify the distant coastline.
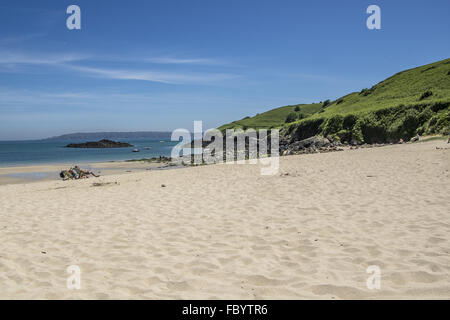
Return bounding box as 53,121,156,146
42,131,173,141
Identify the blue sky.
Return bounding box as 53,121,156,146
0,0,449,140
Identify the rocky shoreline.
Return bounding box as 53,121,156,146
284,133,443,156
279,135,406,156
182,132,404,162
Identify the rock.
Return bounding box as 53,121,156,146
66,139,133,148
410,134,420,142
291,136,330,150
161,184,166,187
281,133,353,156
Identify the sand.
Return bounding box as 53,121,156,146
0,139,449,299
0,161,168,185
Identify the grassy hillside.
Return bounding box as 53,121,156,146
218,103,323,131
219,58,450,143
314,58,450,118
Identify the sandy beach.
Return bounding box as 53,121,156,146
0,160,171,186
0,139,449,299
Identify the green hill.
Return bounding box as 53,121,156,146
218,103,323,131
219,58,450,143
314,58,450,117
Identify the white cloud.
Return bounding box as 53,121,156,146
0,51,237,84
67,65,237,84
144,57,223,65
0,88,241,108
0,51,88,65
0,33,46,45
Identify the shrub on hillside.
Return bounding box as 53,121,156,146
336,129,351,142
343,114,357,130
418,106,434,124
357,114,387,143
402,107,432,137
291,118,325,141
430,110,450,133
419,90,433,100
322,114,344,136
385,108,423,141
294,106,300,112
322,100,331,108
421,66,436,73
399,109,420,139
360,87,374,96
430,101,450,112
285,112,298,123
351,121,364,144
428,115,438,129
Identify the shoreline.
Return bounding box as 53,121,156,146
0,159,176,186
0,135,447,186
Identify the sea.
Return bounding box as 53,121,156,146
0,139,179,167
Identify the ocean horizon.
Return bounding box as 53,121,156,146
0,138,179,167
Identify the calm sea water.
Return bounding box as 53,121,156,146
0,139,179,167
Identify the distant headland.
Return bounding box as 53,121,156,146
43,131,172,141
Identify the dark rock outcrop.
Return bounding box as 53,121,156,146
65,139,133,148
280,135,344,155
286,136,331,150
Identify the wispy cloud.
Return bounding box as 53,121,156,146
0,33,46,45
0,51,237,84
68,65,238,84
0,51,88,65
0,87,286,107
0,87,246,112
144,57,224,65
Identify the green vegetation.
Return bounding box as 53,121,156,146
219,58,450,143
312,102,450,143
313,58,450,117
218,103,323,131
285,112,298,123
419,90,433,100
